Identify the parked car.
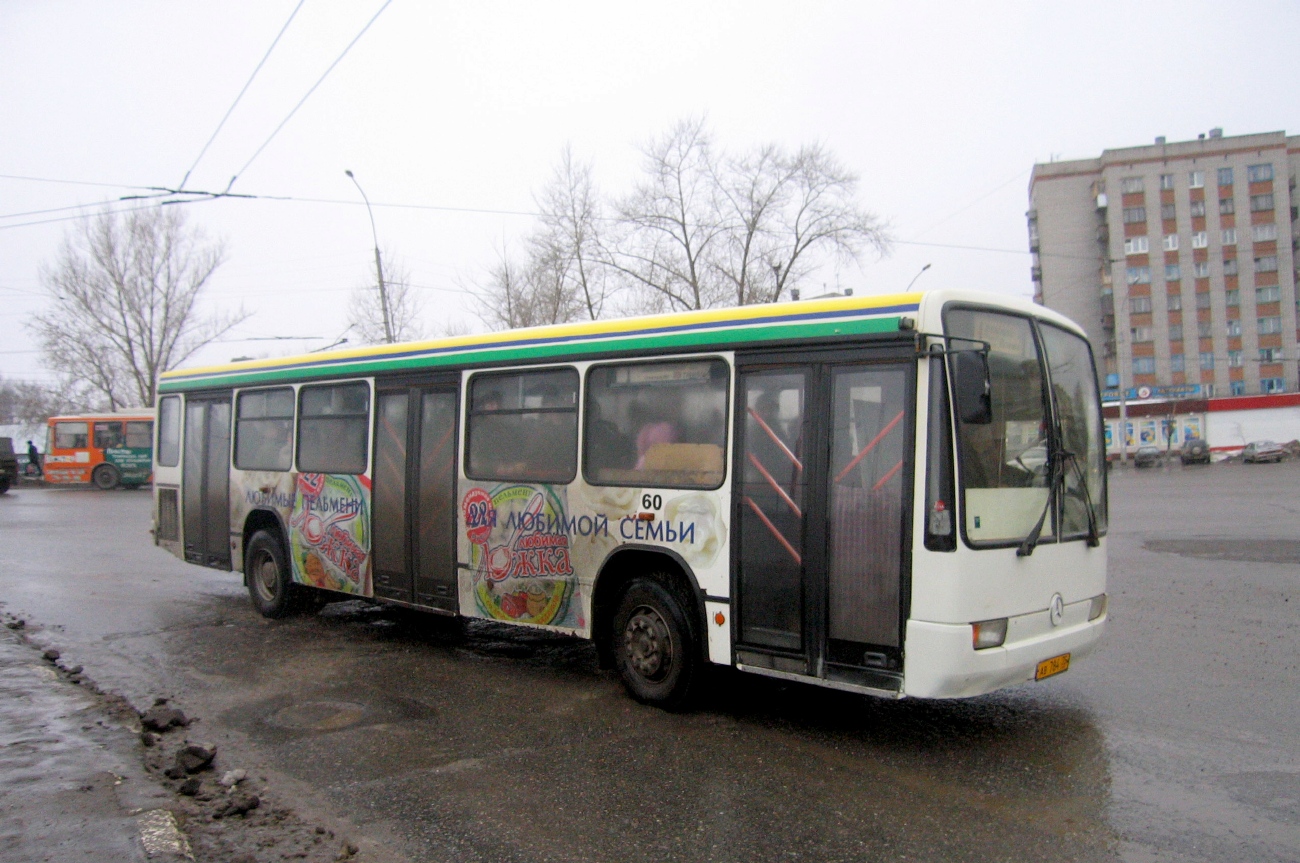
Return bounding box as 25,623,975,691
1180,437,1211,465
0,438,18,494
1242,440,1288,463
1133,445,1163,468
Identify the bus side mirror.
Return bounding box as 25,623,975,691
952,351,992,425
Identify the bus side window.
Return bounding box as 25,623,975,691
55,421,89,450
236,388,295,471
94,422,124,450
126,421,153,450
466,368,578,483
157,397,181,466
297,382,370,474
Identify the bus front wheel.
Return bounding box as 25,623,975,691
92,464,120,490
611,577,700,709
246,530,297,618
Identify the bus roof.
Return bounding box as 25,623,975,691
47,410,155,423
158,292,926,393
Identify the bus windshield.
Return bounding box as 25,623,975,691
945,308,1105,547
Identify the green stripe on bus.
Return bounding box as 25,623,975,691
159,315,903,392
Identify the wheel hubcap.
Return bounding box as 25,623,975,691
624,606,672,682
254,553,278,601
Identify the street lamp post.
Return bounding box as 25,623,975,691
344,169,394,344
906,263,932,291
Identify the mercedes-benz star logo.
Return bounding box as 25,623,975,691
1049,593,1065,627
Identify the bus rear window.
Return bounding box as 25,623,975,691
157,397,181,466
126,421,153,449
55,421,88,450
584,359,728,489
297,383,370,474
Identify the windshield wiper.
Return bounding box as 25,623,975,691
1016,449,1064,557
1064,450,1101,547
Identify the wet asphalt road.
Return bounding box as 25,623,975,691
1,461,1297,863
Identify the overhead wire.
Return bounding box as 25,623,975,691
178,0,308,191
223,0,393,193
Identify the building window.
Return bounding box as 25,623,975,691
1123,206,1147,224
1255,255,1278,273
1188,171,1204,188
1203,384,1216,398
1252,223,1278,242
1192,261,1210,278
1169,323,1184,341
1262,377,1285,394
1124,236,1150,255
1163,234,1179,251
1226,319,1242,336
1131,326,1153,342
1191,231,1208,249
1165,263,1181,281
1225,289,1240,306
1257,285,1281,303
1200,352,1215,370
1198,321,1213,338
1230,381,1246,396
1223,257,1239,276
1120,177,1145,194
466,367,579,483
1260,347,1284,362
1219,197,1235,215
1133,357,1155,374
1170,353,1185,372
1222,228,1237,245
1250,193,1275,212
1127,266,1152,285
1247,163,1274,183
1197,293,1212,309
1168,294,1182,311
1189,200,1206,218
1218,167,1233,186
1258,316,1283,334
1129,296,1152,313
1159,173,1175,190
1227,350,1243,368
1160,202,1177,221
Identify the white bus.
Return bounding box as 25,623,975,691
152,289,1107,707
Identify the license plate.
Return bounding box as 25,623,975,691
1035,653,1070,680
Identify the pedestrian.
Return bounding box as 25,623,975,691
25,440,42,477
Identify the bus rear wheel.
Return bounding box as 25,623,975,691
611,577,700,709
92,464,120,490
245,529,297,618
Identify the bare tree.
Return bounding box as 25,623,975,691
347,249,426,344
531,145,613,321
611,118,728,313
0,377,84,426
28,207,245,409
474,243,583,331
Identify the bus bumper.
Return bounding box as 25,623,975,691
901,605,1106,699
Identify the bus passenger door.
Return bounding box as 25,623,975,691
182,397,232,569
372,384,459,611
734,356,912,686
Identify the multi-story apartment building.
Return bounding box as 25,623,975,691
1029,129,1299,400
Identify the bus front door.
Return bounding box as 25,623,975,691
735,357,912,689
182,397,232,569
372,385,459,612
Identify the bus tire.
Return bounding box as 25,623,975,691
92,464,120,490
611,577,700,710
245,529,297,619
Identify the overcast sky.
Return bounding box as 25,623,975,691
4,1,1299,386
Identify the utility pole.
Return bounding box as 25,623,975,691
344,170,394,343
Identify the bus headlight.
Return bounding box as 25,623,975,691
1088,594,1108,621
971,618,1008,650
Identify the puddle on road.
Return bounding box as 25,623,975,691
266,700,367,732
1143,537,1300,564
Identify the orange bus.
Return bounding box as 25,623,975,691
44,411,155,489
